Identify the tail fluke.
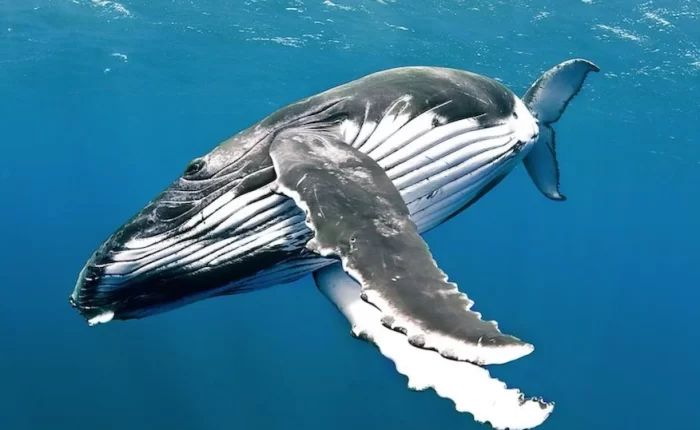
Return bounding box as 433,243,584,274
522,59,600,200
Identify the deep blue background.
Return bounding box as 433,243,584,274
1,1,699,429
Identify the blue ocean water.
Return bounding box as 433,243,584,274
1,0,699,429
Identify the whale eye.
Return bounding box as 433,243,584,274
184,159,206,177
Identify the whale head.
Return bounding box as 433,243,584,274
70,143,275,324
68,119,320,324
69,96,350,325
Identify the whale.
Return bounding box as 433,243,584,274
70,59,598,429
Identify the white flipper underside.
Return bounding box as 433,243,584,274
315,264,554,430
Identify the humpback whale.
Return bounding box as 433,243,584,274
70,59,598,429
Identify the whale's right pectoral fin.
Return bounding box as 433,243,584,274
268,128,533,366
522,58,599,201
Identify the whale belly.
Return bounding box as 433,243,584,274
223,97,537,294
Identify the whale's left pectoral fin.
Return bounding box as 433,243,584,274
314,264,554,430
269,129,533,366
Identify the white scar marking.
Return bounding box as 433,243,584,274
87,311,115,326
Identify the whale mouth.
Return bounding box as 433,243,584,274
69,165,317,324
68,240,233,323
